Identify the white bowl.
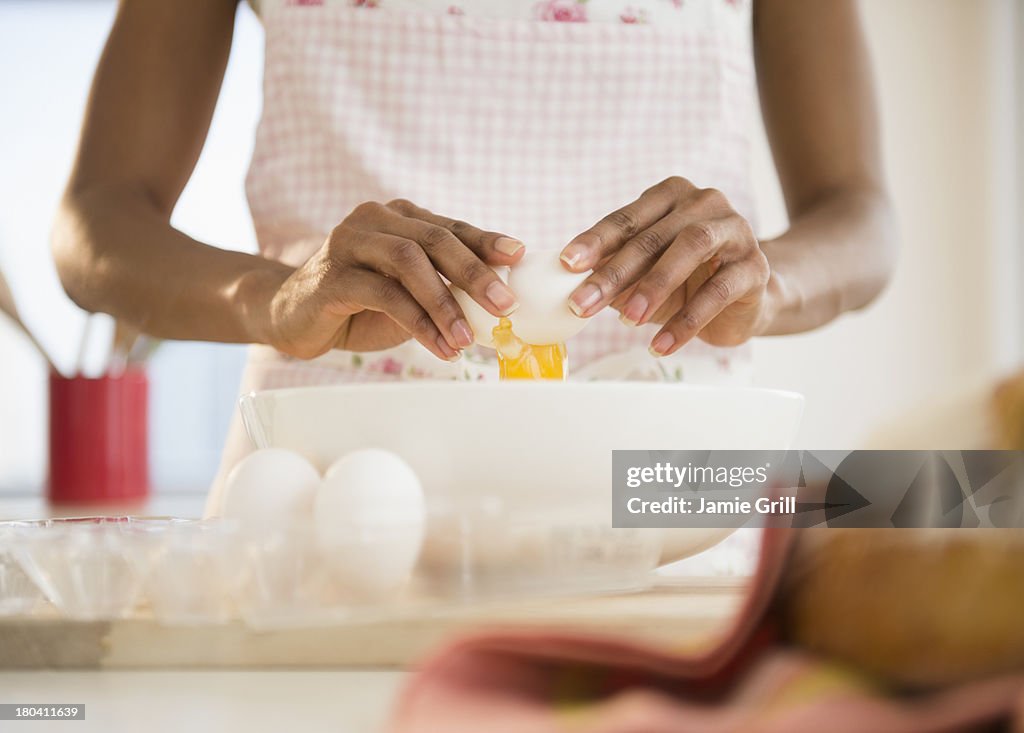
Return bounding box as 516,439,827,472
240,382,803,566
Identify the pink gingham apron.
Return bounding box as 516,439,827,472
210,0,760,511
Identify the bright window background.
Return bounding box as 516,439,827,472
0,0,264,492
0,1,1021,494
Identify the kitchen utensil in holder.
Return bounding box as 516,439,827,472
48,369,149,504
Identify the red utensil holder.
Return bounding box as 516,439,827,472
48,369,149,504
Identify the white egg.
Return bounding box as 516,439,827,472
315,449,425,598
506,250,590,345
451,266,508,348
221,448,320,527
450,251,590,347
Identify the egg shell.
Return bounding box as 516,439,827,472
505,250,590,345
315,449,426,597
449,251,591,347
221,448,320,527
451,267,509,348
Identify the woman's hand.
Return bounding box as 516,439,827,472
265,200,524,361
560,177,774,356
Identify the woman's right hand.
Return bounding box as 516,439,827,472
263,200,524,361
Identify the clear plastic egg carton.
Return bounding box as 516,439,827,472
1,517,239,624
237,498,663,629
0,505,662,629
4,517,159,621
0,522,49,617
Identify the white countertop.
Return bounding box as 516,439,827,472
0,492,208,522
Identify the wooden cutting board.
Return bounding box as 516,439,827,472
0,577,744,669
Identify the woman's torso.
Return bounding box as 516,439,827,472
242,0,757,383
208,0,760,512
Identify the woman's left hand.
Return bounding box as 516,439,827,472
561,176,775,356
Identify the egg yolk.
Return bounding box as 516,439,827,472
492,318,567,380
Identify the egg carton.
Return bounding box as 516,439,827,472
1,517,271,624
0,511,662,629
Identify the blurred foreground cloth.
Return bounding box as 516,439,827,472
389,528,1024,733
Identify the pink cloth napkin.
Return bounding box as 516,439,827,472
389,529,1024,733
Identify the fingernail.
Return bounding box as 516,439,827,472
568,283,602,317
649,332,675,357
436,335,460,361
451,319,474,348
621,293,649,326
560,244,586,269
495,237,524,256
486,280,518,315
